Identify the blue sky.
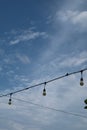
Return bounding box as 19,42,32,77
0,0,87,130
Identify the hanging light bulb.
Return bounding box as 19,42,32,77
43,82,46,96
80,71,84,86
84,99,87,105
8,93,12,105
84,106,87,109
84,99,87,109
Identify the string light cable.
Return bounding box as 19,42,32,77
0,68,87,98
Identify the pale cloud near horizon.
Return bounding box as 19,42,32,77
57,10,87,30
57,51,87,68
49,53,87,71
0,71,87,130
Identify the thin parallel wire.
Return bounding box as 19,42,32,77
12,97,87,119
0,68,87,97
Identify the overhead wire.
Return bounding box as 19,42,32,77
12,97,87,119
0,68,87,98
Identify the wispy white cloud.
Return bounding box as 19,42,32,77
34,50,87,80
16,53,30,64
58,51,87,68
57,10,87,31
9,29,48,45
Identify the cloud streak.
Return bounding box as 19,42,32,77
16,53,30,64
9,29,48,45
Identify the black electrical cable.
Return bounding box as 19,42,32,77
0,68,87,98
